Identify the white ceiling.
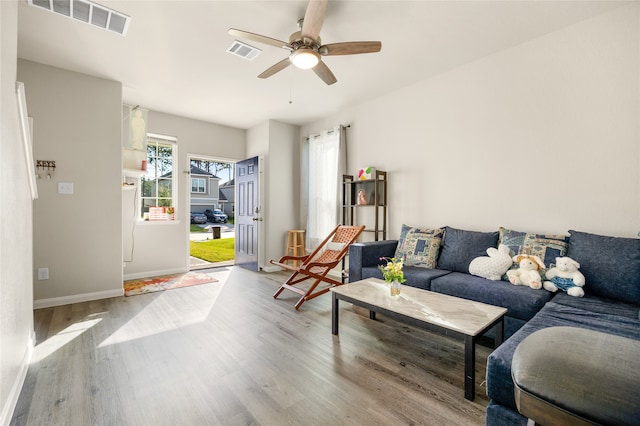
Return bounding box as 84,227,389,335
17,1,627,129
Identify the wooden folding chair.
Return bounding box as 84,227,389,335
270,225,365,309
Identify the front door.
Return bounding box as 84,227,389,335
235,156,260,270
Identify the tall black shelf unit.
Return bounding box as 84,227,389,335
342,170,387,241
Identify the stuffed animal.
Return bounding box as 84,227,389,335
469,244,513,281
357,189,367,205
506,254,545,289
543,257,585,297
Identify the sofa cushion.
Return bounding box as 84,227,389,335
567,230,640,304
498,227,569,279
430,272,553,321
394,224,444,269
437,227,499,273
551,292,640,320
360,265,450,291
486,302,640,412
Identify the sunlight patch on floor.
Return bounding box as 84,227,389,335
32,318,102,364
98,268,231,348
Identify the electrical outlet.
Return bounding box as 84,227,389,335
37,267,49,280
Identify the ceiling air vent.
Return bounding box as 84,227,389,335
226,40,262,61
28,0,131,36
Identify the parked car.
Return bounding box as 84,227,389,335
204,208,228,223
190,212,207,224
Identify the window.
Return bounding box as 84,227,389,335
191,178,206,193
141,134,176,218
303,127,346,250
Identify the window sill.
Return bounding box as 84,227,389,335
137,220,182,226
123,168,146,178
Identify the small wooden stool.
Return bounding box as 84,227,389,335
285,230,305,267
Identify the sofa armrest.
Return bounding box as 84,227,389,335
348,240,398,282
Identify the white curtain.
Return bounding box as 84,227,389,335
302,126,347,250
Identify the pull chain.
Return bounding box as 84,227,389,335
289,65,294,104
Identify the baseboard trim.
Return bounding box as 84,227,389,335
123,267,187,281
33,288,124,309
0,331,34,426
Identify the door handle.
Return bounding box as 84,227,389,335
252,217,263,221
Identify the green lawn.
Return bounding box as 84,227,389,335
190,224,209,233
190,238,235,262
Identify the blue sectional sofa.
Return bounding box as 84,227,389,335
348,226,640,425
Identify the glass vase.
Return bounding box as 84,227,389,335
390,280,401,296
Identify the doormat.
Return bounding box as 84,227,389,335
124,272,218,296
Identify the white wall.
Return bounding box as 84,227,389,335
302,4,640,239
122,109,245,278
17,60,124,308
0,2,35,423
267,121,301,266
247,120,300,270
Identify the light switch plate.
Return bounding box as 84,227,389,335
37,267,49,280
58,182,74,194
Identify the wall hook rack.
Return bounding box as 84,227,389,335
36,160,56,179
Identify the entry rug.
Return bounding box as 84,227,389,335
124,272,218,296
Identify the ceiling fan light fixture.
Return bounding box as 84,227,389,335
290,49,320,69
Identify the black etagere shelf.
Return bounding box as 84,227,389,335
341,170,387,241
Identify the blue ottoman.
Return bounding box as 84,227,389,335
511,327,640,425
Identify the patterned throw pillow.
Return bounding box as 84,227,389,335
499,227,569,280
394,224,444,269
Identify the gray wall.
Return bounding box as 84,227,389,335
302,4,640,239
18,60,124,308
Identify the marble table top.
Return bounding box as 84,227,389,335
331,278,507,336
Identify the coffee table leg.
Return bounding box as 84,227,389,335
332,293,339,335
495,318,504,348
464,335,475,401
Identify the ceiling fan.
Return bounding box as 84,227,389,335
228,0,382,85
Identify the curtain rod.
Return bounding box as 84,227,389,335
122,104,144,121
306,124,351,140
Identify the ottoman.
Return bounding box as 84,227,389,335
511,326,640,425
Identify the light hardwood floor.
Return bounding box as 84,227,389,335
11,266,490,425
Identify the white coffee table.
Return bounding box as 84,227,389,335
330,278,507,401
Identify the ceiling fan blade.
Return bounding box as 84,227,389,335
258,58,292,79
228,28,292,50
320,41,382,56
312,60,337,85
301,0,327,41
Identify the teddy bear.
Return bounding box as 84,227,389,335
469,244,513,281
357,189,367,205
543,256,585,297
506,254,545,289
